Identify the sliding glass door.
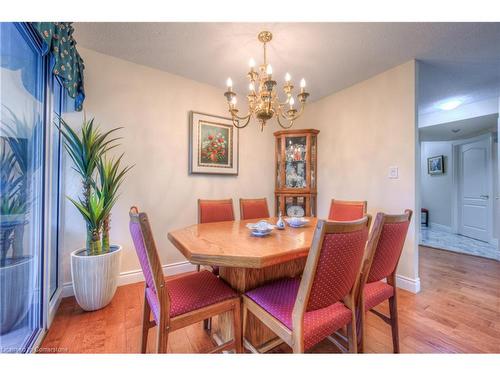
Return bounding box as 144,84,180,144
0,22,45,353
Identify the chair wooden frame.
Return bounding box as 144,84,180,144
357,209,413,353
242,216,371,353
329,199,368,221
239,198,270,220
129,207,242,354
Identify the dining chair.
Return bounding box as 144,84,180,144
198,198,235,225
242,216,371,353
197,198,235,330
197,198,235,275
129,206,242,353
327,200,367,342
239,198,270,220
357,209,413,353
328,199,367,221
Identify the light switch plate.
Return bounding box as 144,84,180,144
388,166,399,179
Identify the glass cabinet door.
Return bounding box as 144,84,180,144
275,130,318,218
310,134,317,190
284,136,307,189
284,196,307,217
276,136,282,189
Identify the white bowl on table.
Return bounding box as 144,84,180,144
246,220,275,237
285,217,310,228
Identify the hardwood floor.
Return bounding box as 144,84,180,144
39,246,500,353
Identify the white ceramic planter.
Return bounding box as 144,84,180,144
70,245,122,311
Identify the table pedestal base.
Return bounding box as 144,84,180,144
217,257,307,350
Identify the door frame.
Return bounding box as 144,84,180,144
451,132,495,244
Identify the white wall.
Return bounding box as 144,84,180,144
420,142,453,229
497,99,500,240
295,61,419,292
494,136,499,240
60,47,275,286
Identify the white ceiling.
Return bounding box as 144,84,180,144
73,22,500,109
419,114,498,141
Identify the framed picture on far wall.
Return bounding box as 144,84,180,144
189,111,239,175
428,155,445,175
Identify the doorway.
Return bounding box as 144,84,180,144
419,129,499,260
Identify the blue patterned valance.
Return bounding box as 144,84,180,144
32,22,85,111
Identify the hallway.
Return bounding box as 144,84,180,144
420,227,499,260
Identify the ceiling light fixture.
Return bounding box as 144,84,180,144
437,99,463,111
224,31,310,131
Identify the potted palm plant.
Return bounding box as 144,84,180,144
57,117,132,311
0,108,39,334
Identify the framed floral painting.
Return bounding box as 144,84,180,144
189,111,239,175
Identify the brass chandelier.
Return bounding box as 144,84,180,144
224,31,310,131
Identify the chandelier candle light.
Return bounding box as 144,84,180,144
224,31,310,131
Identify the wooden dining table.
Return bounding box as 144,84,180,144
167,217,317,351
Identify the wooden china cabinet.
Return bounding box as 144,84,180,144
274,128,319,217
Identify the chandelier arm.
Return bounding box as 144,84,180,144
291,103,306,120
279,102,305,121
274,101,287,121
276,103,292,121
274,90,289,106
231,114,252,129
277,99,290,107
276,104,289,121
229,110,252,121
276,113,294,129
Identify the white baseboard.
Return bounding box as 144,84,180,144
61,261,421,297
396,274,421,294
61,261,197,298
428,222,453,233
490,238,498,247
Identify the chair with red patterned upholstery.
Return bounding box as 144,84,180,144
357,209,412,353
242,216,371,353
328,199,367,221
197,199,235,331
197,198,235,275
239,198,270,220
129,206,242,353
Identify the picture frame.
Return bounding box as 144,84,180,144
427,155,445,175
189,111,239,175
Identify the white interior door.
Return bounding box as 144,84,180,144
458,137,493,242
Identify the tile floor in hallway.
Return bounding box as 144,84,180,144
420,227,499,260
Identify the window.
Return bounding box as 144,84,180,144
0,22,67,353
0,22,45,352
